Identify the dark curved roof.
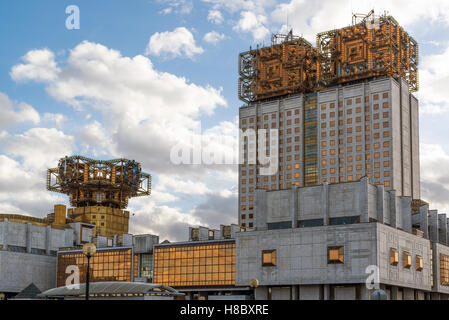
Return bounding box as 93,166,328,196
38,282,182,297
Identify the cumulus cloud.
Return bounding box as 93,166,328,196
420,144,449,214
42,113,66,130
10,48,60,82
0,93,40,129
418,45,449,114
203,31,226,45
146,27,204,59
9,40,238,240
207,9,224,24
233,11,269,41
0,127,75,170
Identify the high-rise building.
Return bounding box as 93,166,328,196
239,77,420,229
238,11,421,230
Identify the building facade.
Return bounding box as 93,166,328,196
239,77,420,230
235,179,449,300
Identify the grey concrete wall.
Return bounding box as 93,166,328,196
236,223,378,287
377,223,431,291
0,251,56,293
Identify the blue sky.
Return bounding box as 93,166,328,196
1,0,449,241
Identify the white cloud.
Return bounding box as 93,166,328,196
9,41,235,240
203,31,226,45
233,11,269,41
43,113,67,130
420,144,449,214
146,27,204,59
159,7,173,15
10,48,60,82
207,9,224,24
0,93,40,129
418,45,449,114
77,120,113,156
0,127,74,170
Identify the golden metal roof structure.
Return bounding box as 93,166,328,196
47,156,151,209
238,10,419,103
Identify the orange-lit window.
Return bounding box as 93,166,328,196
262,250,277,267
416,255,423,271
390,248,399,266
403,252,412,269
328,246,344,264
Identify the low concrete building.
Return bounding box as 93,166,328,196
235,178,449,300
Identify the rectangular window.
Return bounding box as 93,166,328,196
403,252,412,269
298,219,324,228
267,221,292,230
440,254,449,286
390,248,399,266
262,250,277,267
329,216,360,226
328,246,344,264
416,255,423,271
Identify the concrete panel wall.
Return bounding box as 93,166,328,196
0,251,56,293
432,243,449,295
236,223,378,287
377,223,431,291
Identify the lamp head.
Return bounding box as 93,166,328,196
83,243,97,257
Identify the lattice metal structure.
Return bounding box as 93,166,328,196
47,156,151,209
238,31,319,103
317,10,419,92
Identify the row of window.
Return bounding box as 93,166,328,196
389,248,423,271
262,246,345,267
266,217,361,231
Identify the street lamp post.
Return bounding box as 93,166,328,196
249,279,259,300
82,243,96,301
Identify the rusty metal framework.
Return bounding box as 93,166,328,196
47,156,151,209
239,30,319,103
238,11,419,103
317,10,419,92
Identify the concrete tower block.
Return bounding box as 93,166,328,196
418,205,429,239
376,184,386,224
438,214,447,245
400,197,412,233
359,177,369,223
389,191,400,229
428,210,439,243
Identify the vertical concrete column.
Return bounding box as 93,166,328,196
321,182,329,226
45,225,51,255
254,287,268,300
291,285,298,300
359,177,369,223
323,284,331,300
26,222,32,253
438,214,447,245
291,186,298,228
376,185,385,223
1,218,8,250
391,286,399,300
